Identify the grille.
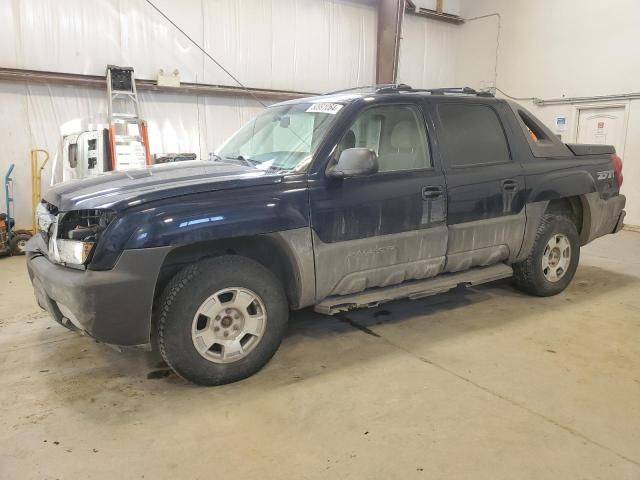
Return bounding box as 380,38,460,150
63,209,106,228
58,209,115,241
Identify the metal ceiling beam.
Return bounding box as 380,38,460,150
376,0,406,84
0,67,313,101
405,0,464,25
407,8,464,25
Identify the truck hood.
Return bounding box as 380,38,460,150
44,160,283,212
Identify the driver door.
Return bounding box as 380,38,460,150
309,102,448,300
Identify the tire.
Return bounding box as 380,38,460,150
158,255,289,386
10,233,32,256
513,214,580,297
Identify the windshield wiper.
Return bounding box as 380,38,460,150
223,155,259,168
265,165,289,173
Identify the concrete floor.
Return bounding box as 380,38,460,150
1,232,639,479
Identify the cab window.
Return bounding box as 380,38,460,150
336,105,432,172
437,103,511,167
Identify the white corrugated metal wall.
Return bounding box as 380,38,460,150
2,0,378,90
398,15,459,89
0,0,377,226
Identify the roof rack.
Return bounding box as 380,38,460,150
421,86,494,97
326,84,408,95
375,83,414,93
325,84,495,97
377,83,494,97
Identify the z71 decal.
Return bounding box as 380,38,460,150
596,170,614,180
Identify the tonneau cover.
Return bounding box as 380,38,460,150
566,144,615,156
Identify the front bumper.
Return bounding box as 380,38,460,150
25,235,171,347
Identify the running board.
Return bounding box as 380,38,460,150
314,264,513,315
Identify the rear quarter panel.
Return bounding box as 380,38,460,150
500,100,623,257
499,101,619,202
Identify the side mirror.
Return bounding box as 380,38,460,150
328,148,379,178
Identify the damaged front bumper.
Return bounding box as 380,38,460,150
25,235,171,348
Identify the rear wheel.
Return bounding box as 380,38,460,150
513,214,580,296
158,255,289,386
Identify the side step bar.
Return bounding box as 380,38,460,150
314,263,513,315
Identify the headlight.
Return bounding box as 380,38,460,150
48,209,115,267
54,239,95,265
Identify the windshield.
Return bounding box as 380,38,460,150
215,102,343,173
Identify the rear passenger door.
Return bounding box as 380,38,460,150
430,101,525,272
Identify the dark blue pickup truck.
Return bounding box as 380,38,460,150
26,85,626,385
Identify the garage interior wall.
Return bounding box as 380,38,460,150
399,0,640,227
478,0,640,228
0,0,377,227
2,0,638,228
398,0,495,90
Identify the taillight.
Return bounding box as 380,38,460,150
610,153,623,187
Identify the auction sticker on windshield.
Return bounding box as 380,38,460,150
306,103,344,114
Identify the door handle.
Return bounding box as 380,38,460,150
502,179,518,192
422,185,443,199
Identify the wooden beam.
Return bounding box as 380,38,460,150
376,0,406,84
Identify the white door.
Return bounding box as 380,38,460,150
576,106,638,227
577,106,626,156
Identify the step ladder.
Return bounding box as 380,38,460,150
106,65,152,171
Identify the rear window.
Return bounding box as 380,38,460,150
508,102,573,158
519,111,550,143
437,103,511,167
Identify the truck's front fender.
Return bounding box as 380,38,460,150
90,180,309,270
127,192,308,249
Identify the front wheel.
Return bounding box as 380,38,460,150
513,214,580,297
158,255,289,386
